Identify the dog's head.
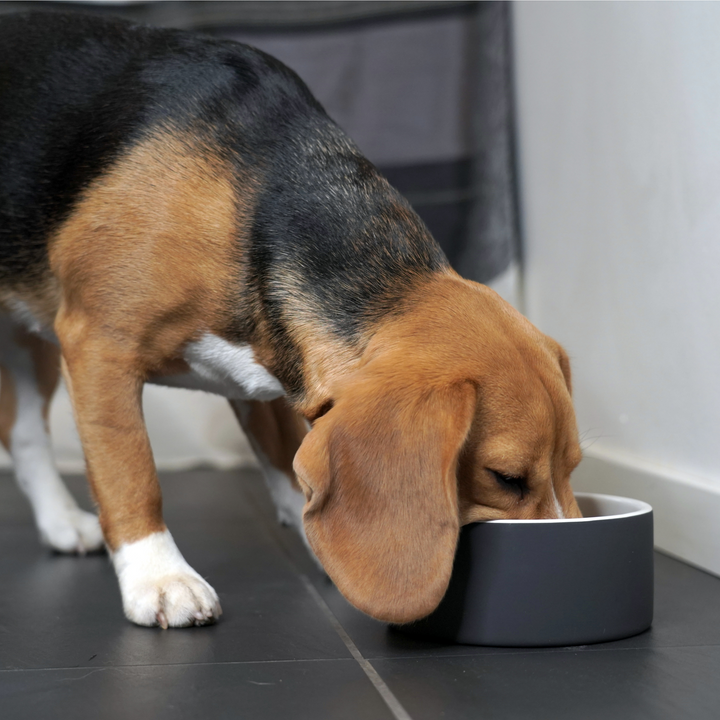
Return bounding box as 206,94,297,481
293,274,582,623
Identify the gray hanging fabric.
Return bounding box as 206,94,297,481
1,1,520,284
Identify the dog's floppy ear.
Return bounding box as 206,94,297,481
547,338,573,395
293,373,476,624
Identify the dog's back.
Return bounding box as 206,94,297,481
0,13,446,385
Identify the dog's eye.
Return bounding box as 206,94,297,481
490,470,527,498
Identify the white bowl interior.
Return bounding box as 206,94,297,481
575,492,652,519
484,492,652,524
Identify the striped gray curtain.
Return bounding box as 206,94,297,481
2,1,519,285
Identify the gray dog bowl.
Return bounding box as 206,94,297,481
398,492,654,647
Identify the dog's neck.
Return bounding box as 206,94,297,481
270,271,462,421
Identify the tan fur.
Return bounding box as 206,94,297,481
0,364,16,451
232,397,308,489
48,130,254,549
294,325,364,420
296,379,476,623
294,270,582,623
246,267,368,420
49,131,245,363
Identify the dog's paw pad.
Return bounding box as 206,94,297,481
39,508,105,554
124,573,222,628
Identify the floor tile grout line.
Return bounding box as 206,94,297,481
5,640,720,676
243,484,413,720
361,642,720,663
0,657,358,674
301,576,414,720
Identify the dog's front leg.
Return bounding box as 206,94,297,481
230,398,326,570
56,313,221,628
230,398,307,531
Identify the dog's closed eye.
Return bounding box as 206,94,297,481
489,470,528,499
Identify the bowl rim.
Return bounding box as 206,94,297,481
480,492,652,525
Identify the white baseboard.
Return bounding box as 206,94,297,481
0,450,258,474
573,448,720,577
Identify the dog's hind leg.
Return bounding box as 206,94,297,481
0,316,103,553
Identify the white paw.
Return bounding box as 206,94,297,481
113,530,221,628
39,507,105,554
122,572,222,628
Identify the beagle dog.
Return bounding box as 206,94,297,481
0,12,583,629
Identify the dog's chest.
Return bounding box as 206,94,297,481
151,334,285,401
2,299,284,401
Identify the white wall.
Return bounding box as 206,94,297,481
0,383,257,473
139,386,255,470
513,2,720,572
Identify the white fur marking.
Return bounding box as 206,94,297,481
112,530,221,628
552,487,565,519
182,334,284,400
0,315,102,552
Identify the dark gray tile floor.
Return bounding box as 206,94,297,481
1,468,718,719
